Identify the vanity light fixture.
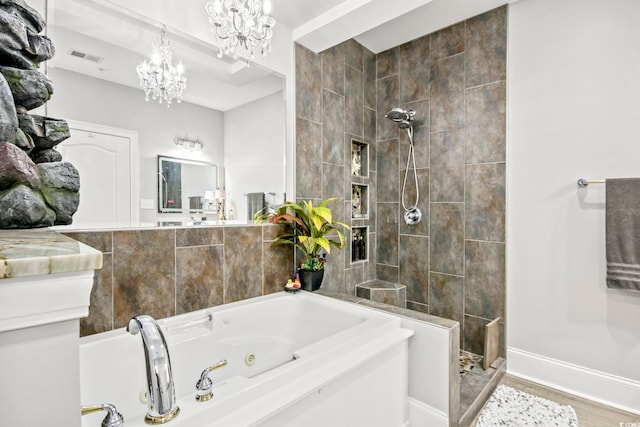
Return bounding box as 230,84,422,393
205,0,276,62
174,135,203,152
136,29,187,106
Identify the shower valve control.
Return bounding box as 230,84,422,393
404,207,422,226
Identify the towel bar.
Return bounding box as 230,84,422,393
577,178,606,187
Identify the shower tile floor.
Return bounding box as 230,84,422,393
459,350,483,376
459,353,506,427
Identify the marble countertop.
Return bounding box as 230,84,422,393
0,229,103,279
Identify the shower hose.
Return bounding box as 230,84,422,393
402,126,419,213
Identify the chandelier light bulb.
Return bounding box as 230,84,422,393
213,0,222,14
151,51,161,65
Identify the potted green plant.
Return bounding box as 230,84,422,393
259,197,349,291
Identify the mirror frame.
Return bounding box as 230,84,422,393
157,155,218,214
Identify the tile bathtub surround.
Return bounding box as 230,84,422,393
292,5,506,356
64,224,293,337
113,229,176,327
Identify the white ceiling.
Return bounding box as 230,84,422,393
274,0,516,54
47,0,284,111
47,0,515,111
269,0,347,30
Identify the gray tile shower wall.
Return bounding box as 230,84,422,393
65,224,292,337
375,5,507,356
295,38,378,292
294,5,507,356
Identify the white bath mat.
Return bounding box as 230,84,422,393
476,385,578,427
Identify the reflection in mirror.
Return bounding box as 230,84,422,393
55,120,138,230
45,0,286,229
158,156,218,215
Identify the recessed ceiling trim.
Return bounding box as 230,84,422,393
292,0,433,53
355,0,516,53
230,61,249,74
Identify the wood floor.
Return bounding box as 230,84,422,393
470,374,640,427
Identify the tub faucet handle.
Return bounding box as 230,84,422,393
195,359,228,402
81,403,124,427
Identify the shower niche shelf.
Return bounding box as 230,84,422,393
351,226,368,263
352,184,368,219
351,139,369,178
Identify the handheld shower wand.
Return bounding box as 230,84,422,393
385,108,421,226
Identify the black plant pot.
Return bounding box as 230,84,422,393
298,268,325,291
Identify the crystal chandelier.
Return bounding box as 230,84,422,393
136,29,187,106
205,0,276,61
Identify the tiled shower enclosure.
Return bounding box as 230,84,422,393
295,6,506,357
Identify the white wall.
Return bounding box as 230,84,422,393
46,67,224,224
224,91,286,221
508,0,640,412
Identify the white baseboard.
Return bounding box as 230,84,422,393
507,347,640,415
407,397,448,427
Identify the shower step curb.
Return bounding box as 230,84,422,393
355,280,406,308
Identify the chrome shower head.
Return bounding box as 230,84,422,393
396,119,413,129
385,108,416,128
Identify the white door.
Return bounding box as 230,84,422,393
57,123,137,228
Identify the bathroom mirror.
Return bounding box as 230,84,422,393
158,156,218,214
45,0,287,229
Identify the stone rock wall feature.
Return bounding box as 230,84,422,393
38,162,79,225
26,33,54,62
0,140,39,189
0,73,18,142
0,66,53,110
0,184,55,228
0,0,45,33
0,0,80,228
0,7,53,69
0,10,30,67
29,115,70,149
12,128,33,151
31,148,62,164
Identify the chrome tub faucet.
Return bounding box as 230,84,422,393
127,315,180,424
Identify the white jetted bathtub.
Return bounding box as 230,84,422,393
80,291,413,427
